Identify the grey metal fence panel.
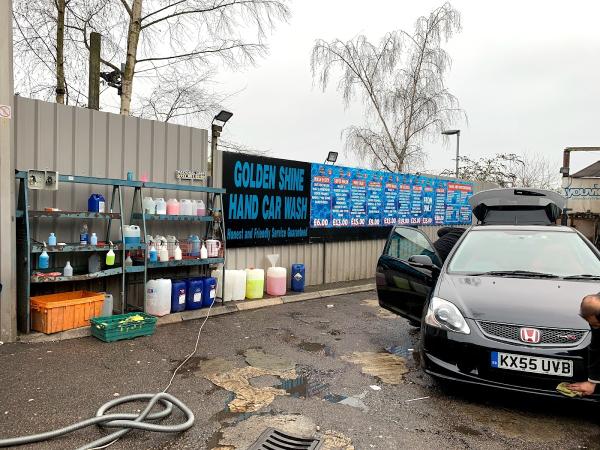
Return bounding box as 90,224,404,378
12,96,209,311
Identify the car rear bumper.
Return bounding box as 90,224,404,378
421,322,600,402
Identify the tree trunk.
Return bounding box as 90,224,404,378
120,0,142,115
55,0,66,104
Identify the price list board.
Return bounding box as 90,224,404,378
309,163,474,239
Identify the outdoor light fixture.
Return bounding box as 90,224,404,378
442,129,461,178
213,110,233,124
325,151,338,165
210,110,234,190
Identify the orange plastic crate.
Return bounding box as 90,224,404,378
30,291,105,334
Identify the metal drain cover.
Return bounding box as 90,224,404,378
248,427,323,450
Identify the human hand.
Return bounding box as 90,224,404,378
566,381,597,396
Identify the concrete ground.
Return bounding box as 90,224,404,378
1,290,600,449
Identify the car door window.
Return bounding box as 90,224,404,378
386,227,441,266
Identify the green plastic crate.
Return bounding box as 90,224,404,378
90,312,157,342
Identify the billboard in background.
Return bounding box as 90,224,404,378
222,152,310,247
309,163,473,238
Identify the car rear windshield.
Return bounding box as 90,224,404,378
447,229,600,277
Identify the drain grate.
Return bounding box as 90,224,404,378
248,427,323,450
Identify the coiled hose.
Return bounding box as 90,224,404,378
0,392,195,450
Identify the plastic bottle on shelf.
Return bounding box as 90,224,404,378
180,199,193,216
63,261,73,277
90,232,98,246
154,198,167,215
39,242,49,269
88,253,101,273
105,243,115,266
200,241,208,260
196,200,206,217
80,223,89,245
166,199,180,215
48,233,57,246
159,242,169,262
174,242,182,261
125,253,133,267
149,244,158,262
143,197,155,214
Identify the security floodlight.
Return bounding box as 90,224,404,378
325,151,338,165
442,129,460,135
213,110,233,124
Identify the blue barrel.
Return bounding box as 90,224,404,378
291,264,305,292
201,277,217,308
171,280,187,313
186,278,204,310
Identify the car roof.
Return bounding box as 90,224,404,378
469,224,575,233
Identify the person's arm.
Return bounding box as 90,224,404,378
567,328,599,395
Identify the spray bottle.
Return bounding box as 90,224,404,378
39,242,49,269
105,242,115,266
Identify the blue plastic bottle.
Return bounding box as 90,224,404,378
39,243,49,269
48,233,57,246
186,278,204,310
201,277,217,308
149,244,158,262
88,194,106,213
291,264,305,292
189,235,201,257
171,280,187,313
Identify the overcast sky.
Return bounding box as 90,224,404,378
216,0,600,175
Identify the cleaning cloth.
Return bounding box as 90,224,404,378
556,382,583,398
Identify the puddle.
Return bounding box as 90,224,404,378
297,341,335,356
278,375,330,399
341,352,409,384
361,299,399,319
245,349,295,372
277,374,367,411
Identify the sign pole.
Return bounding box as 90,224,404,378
0,0,16,341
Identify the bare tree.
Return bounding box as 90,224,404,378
14,0,290,122
77,0,290,116
311,2,463,172
442,152,559,189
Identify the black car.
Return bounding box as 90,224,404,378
377,188,600,400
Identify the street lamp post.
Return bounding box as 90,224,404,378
442,129,460,178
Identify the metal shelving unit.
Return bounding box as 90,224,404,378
15,171,142,333
15,171,226,333
129,181,226,313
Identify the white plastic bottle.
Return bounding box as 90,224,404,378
159,243,169,262
90,232,98,246
200,242,208,260
125,253,133,267
174,243,182,261
63,261,73,277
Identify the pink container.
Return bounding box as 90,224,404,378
266,267,287,296
166,199,180,215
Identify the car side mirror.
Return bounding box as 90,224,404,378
408,255,439,270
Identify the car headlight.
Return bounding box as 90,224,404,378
425,297,470,334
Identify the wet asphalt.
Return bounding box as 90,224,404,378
1,290,600,449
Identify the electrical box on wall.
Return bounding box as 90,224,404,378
27,170,59,191
45,171,59,190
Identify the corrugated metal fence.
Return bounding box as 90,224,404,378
3,96,495,340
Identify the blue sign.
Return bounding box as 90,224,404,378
309,163,473,229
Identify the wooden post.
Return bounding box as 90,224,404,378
88,32,101,110
0,0,17,341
